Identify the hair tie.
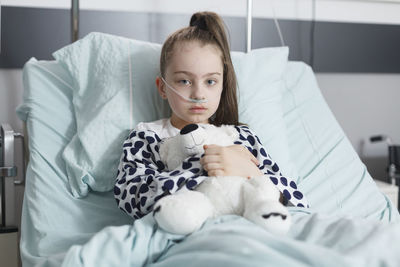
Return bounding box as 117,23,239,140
191,17,208,31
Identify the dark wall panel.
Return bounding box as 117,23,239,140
313,22,400,73
0,7,70,68
1,6,400,73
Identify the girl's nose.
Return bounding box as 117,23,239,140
190,82,206,100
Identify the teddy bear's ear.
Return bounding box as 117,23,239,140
220,125,239,139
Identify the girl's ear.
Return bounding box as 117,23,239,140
156,76,167,99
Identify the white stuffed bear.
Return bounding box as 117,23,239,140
153,123,291,235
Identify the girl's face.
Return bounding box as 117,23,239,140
156,41,224,130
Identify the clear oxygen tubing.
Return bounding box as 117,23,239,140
161,77,208,104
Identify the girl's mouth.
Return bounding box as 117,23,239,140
189,106,207,113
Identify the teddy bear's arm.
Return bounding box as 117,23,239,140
234,125,309,208
114,130,208,220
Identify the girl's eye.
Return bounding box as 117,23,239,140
207,80,216,85
179,80,191,86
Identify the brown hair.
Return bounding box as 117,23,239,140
160,11,239,126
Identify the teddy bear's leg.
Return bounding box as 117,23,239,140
242,176,291,235
195,176,247,216
153,189,215,235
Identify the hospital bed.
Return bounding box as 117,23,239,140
11,29,400,266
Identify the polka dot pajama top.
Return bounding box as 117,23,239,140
114,119,308,220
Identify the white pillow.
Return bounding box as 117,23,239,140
53,32,296,197
233,47,297,181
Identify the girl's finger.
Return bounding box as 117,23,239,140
203,144,223,155
203,163,222,172
250,156,259,166
208,169,224,177
200,155,221,165
236,145,259,165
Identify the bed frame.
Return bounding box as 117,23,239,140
0,124,25,230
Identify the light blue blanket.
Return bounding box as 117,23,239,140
62,209,400,267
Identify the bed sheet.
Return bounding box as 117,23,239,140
61,210,400,267
16,58,399,266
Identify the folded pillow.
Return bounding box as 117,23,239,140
53,33,170,197
53,32,296,198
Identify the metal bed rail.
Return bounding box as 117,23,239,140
0,123,25,230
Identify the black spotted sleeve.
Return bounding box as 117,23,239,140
114,130,206,219
234,125,309,208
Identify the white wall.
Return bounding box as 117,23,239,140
0,70,24,133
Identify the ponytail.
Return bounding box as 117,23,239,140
160,11,239,126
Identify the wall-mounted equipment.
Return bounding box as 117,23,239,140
370,135,400,209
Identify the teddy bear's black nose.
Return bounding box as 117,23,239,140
180,124,199,135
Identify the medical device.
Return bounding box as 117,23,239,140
370,134,400,208
161,77,208,104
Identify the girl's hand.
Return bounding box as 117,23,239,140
200,144,263,178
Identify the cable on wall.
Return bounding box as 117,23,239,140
269,0,285,47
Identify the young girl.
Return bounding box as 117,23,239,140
114,11,308,220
